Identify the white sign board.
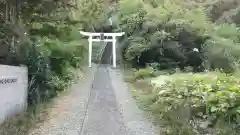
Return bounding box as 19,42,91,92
0,65,28,124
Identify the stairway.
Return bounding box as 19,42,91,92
100,41,113,65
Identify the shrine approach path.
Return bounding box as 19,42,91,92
28,42,160,135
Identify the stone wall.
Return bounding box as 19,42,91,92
0,65,28,124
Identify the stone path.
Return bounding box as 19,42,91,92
28,64,159,135
80,65,126,134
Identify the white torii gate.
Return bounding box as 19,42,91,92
79,31,125,68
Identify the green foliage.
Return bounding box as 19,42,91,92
134,67,155,79
1,0,109,106
123,1,240,134
25,37,85,104
117,0,240,73
21,39,54,104
77,0,109,31
123,37,149,62
203,36,240,72
214,24,240,43
118,0,145,17
145,73,240,134
207,0,240,22
117,0,210,70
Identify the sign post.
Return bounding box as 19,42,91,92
79,31,125,68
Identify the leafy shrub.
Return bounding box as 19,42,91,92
208,0,240,22
149,73,240,134
0,0,109,133
1,0,109,107
19,36,84,105
21,39,54,105
117,0,212,71
213,24,240,43
0,30,84,105
117,0,240,73
216,6,240,25
43,38,85,75
203,36,240,72
134,67,155,80
146,62,160,70
78,0,111,31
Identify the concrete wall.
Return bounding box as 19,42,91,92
0,65,28,124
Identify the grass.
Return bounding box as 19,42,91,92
125,72,193,135
0,102,53,135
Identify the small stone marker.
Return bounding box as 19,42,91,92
0,64,28,124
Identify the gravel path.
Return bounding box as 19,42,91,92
28,64,97,135
109,67,160,135
28,39,160,134
80,65,126,135
28,64,159,135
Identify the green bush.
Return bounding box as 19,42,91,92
117,0,240,73
134,67,155,80
0,26,85,105
0,0,110,133
117,0,212,71
0,0,110,106
207,0,240,22
21,37,85,105
149,73,240,134
78,0,111,31
213,24,240,43
203,36,240,72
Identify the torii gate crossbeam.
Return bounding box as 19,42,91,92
79,31,125,68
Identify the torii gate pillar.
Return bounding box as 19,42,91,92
79,31,125,68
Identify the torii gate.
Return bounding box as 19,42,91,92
79,31,125,68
